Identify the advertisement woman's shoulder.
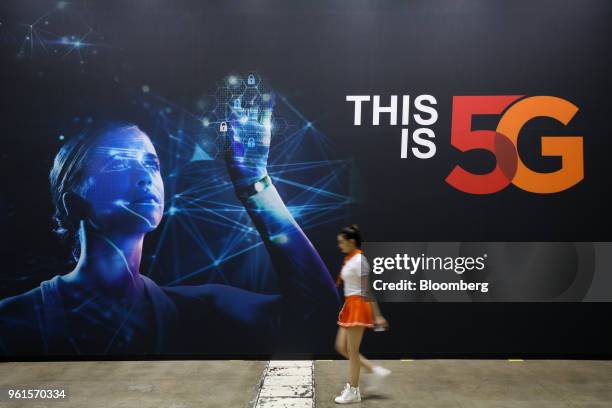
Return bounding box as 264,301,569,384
0,286,43,321
0,287,45,354
161,283,217,304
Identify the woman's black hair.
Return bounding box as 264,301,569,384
49,122,140,260
339,224,362,248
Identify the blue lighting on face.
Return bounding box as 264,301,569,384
81,128,165,233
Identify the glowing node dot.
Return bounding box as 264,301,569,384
201,118,209,127
168,206,178,216
239,116,248,124
58,134,65,141
228,75,238,85
142,85,150,93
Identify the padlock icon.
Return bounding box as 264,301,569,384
233,99,241,109
247,74,256,85
219,121,228,132
247,137,255,148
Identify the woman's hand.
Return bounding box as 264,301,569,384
224,80,275,189
374,315,389,329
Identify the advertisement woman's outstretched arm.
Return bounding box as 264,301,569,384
224,88,340,327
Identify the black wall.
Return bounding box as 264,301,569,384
1,0,611,358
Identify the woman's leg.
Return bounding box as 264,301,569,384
346,326,366,387
335,326,374,373
334,326,348,356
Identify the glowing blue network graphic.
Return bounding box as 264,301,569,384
0,1,357,356
134,74,356,292
0,1,358,296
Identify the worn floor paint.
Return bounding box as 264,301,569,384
255,360,314,408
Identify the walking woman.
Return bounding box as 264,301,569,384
334,224,391,404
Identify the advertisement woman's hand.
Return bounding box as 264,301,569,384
224,82,275,190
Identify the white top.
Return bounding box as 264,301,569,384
340,253,370,297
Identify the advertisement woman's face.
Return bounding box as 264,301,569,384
80,127,165,234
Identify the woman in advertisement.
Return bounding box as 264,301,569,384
333,224,391,403
0,87,339,355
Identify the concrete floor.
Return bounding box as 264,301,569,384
0,360,266,408
315,360,612,408
0,359,611,408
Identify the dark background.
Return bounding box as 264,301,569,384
1,0,611,358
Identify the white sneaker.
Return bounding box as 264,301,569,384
362,366,391,393
334,382,361,404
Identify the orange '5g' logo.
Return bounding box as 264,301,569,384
446,96,584,194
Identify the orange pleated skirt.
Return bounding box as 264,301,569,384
337,295,374,328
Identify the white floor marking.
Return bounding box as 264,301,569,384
255,360,314,408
